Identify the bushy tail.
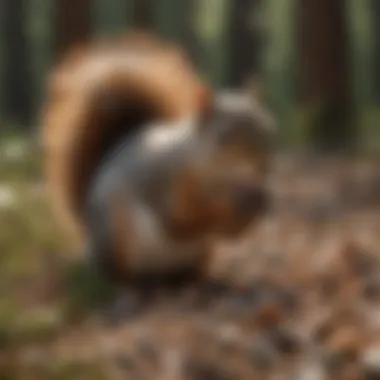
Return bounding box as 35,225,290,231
41,31,209,248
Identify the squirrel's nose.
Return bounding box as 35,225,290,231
233,184,269,217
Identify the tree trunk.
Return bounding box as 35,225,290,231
2,0,33,126
297,0,354,152
54,0,92,61
153,0,186,42
131,0,154,29
94,0,128,35
228,0,263,88
371,0,380,101
193,0,231,87
182,0,199,65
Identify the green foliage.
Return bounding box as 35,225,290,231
0,135,115,347
0,134,118,378
63,262,116,320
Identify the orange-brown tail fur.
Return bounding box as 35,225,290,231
41,31,211,249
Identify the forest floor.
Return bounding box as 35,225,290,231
1,135,380,379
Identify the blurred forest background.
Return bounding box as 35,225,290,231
0,0,378,153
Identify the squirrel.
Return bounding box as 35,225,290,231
41,31,276,283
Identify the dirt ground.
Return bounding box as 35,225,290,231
1,150,380,379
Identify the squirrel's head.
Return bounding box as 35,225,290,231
164,90,276,240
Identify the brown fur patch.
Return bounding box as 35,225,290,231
167,170,237,240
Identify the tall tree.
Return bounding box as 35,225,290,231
193,0,231,88
131,0,154,29
181,0,199,65
93,0,128,36
54,0,92,61
371,0,380,101
297,0,354,152
2,0,33,126
153,0,186,43
228,0,263,88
